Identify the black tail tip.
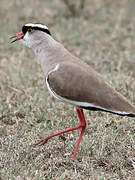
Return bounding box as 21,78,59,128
127,113,135,117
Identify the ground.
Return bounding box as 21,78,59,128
0,0,135,179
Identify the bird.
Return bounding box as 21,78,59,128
10,23,135,159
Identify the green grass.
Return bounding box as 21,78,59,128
0,0,135,179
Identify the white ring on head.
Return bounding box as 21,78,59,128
25,23,48,30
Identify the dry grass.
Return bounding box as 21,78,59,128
0,0,135,179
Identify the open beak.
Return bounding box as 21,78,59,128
10,32,24,43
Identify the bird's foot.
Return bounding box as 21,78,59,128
35,137,49,146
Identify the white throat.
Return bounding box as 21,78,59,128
20,32,32,48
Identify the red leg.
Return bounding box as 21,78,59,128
36,108,86,159
72,108,86,159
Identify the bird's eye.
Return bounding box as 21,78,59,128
28,28,33,33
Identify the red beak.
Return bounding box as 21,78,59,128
10,32,24,43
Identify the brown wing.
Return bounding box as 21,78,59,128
47,61,135,116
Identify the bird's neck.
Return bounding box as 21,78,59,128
31,37,66,77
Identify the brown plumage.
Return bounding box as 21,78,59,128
48,60,135,117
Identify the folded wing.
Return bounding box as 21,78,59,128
47,61,135,117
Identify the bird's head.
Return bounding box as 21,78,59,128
10,23,51,48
